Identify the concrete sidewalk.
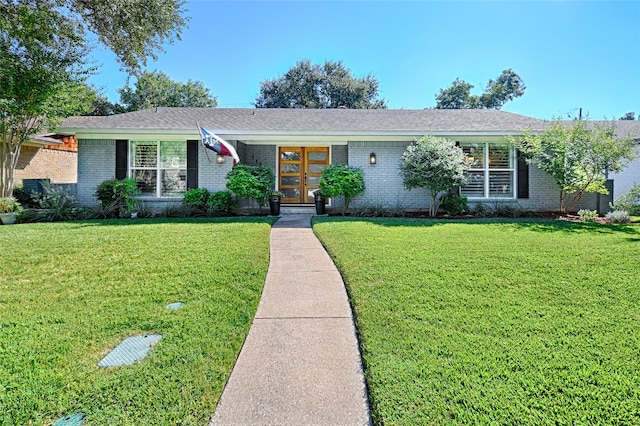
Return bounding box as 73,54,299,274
209,214,371,425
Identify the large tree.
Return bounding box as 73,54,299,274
254,60,387,109
0,0,187,197
435,69,525,110
399,135,468,217
512,120,635,213
118,70,217,111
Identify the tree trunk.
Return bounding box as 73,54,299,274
429,191,438,217
2,124,26,198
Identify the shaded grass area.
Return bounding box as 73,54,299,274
313,217,640,425
0,217,275,425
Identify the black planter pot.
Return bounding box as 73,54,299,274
314,195,326,215
269,197,281,216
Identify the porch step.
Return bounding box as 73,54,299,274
280,206,316,215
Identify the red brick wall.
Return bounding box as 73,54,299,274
15,146,77,184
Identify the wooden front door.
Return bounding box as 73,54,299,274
279,147,329,203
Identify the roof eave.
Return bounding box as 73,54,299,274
59,127,535,140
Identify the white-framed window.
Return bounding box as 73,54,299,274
130,141,187,197
460,143,515,198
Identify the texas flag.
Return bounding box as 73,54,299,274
199,126,240,165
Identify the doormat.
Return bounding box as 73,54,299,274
98,334,162,368
53,412,85,426
166,302,185,310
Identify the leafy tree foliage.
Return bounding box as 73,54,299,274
118,70,217,111
620,112,636,121
512,121,635,213
226,165,275,211
399,135,468,216
318,164,365,214
435,69,525,110
255,60,386,109
0,0,187,197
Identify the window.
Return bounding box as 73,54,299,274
130,141,187,197
460,143,515,198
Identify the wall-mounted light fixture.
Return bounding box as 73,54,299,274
216,154,225,164
369,152,377,165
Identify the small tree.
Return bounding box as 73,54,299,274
226,165,274,212
399,135,468,217
319,164,365,214
512,120,635,213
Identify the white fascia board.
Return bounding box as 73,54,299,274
63,127,526,143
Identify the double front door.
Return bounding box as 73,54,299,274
279,147,329,203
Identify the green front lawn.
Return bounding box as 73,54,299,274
313,218,640,425
0,218,274,425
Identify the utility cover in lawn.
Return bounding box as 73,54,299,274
98,334,162,368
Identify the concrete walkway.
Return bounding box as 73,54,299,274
209,214,371,425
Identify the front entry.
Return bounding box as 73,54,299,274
279,147,329,203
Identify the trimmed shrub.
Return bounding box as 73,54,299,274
183,188,210,209
207,191,237,216
226,165,274,211
441,193,468,216
319,164,365,214
183,188,210,216
94,178,140,217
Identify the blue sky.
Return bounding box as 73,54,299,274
89,0,640,120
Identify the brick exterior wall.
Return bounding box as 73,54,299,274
77,139,116,205
198,140,236,193
348,141,612,213
15,146,77,185
79,139,238,208
75,137,618,213
348,141,427,210
245,144,276,169
331,145,348,165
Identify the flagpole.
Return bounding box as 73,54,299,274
196,122,212,163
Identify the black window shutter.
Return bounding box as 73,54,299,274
115,140,128,179
517,149,529,199
187,140,199,189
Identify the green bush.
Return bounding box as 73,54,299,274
94,178,140,218
226,165,274,211
610,184,640,215
207,191,237,216
441,193,468,215
12,186,37,207
182,188,210,216
319,164,365,214
578,209,598,222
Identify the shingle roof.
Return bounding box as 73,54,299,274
60,107,549,134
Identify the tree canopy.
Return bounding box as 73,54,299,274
118,70,217,111
0,0,187,197
254,60,387,109
435,69,525,110
318,164,365,214
399,135,468,216
511,120,635,213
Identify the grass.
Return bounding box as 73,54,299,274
313,217,640,425
0,217,275,426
